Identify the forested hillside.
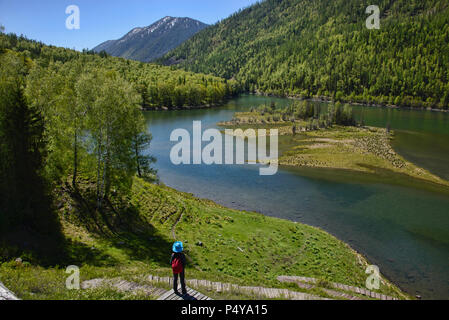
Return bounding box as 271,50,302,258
0,32,238,262
161,0,449,109
0,33,240,109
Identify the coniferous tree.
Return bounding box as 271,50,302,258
0,52,61,248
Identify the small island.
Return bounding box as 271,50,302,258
219,101,449,190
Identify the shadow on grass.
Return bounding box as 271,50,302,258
0,176,174,270
0,192,67,266
110,204,173,266
65,185,173,268
0,226,67,267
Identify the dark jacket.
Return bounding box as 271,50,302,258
170,252,186,270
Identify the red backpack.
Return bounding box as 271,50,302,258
172,255,183,274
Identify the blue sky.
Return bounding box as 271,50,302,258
0,0,258,50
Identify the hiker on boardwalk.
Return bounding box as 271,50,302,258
171,241,187,295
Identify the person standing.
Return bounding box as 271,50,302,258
170,241,187,295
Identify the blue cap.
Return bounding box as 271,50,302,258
172,241,184,253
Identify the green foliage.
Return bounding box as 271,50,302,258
162,0,449,109
25,60,154,210
0,27,237,264
0,51,63,261
1,177,405,300
241,100,356,129
132,130,157,182
0,33,241,109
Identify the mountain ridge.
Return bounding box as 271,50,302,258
160,0,449,110
93,16,208,62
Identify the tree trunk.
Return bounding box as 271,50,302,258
135,137,142,177
96,140,102,211
72,130,78,188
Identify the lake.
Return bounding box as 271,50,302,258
143,95,449,299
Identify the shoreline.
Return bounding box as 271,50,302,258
142,103,220,111
253,92,449,113
0,176,410,300
152,180,411,300
140,92,448,113
141,96,234,111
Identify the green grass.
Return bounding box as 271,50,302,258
0,177,408,300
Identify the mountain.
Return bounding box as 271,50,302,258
160,0,449,110
93,16,208,62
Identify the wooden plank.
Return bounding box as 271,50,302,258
184,290,195,301
281,289,289,299
0,282,19,301
171,293,182,300
154,289,167,297
192,291,202,300
170,290,182,300
167,294,176,301
335,283,344,290
186,294,196,301
157,290,174,300
186,288,196,298
262,288,270,299
272,288,281,299
196,293,205,300
166,293,176,300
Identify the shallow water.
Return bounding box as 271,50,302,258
143,95,449,299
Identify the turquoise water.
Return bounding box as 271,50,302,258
143,95,449,299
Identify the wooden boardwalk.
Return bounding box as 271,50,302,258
277,276,399,300
81,278,168,299
81,275,400,301
0,282,19,300
148,275,323,300
157,287,212,301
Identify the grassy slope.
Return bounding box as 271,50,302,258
0,178,407,300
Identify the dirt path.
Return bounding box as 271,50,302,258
171,208,184,240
